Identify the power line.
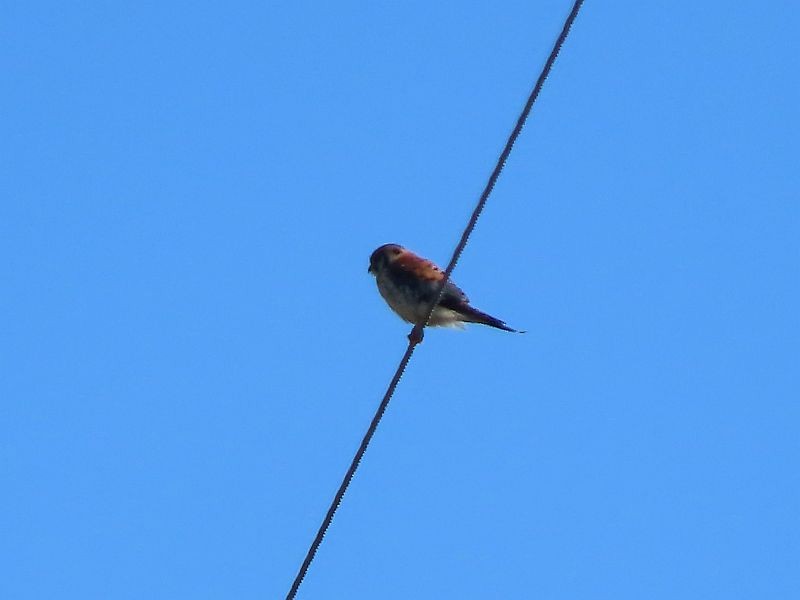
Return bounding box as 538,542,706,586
286,2,585,597
431,0,586,310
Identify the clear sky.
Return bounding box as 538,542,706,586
2,2,798,598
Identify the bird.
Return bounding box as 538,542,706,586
368,243,521,340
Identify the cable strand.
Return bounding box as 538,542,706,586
428,0,585,316
285,343,418,600
286,2,584,597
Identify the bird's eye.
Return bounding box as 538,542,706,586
392,249,401,255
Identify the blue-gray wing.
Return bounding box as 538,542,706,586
437,278,470,308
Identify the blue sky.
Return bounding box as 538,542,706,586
2,2,798,598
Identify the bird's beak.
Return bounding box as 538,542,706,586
367,265,374,274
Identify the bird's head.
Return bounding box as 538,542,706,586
368,243,405,275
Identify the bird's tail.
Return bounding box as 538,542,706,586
458,305,522,333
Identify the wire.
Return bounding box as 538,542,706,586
286,2,585,597
428,0,586,317
285,343,416,600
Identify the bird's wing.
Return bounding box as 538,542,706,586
394,251,469,303
395,252,444,281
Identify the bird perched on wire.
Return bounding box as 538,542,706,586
368,243,522,340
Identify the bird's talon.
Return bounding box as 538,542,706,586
408,326,424,345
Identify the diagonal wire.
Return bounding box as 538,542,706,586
429,0,586,307
286,1,584,597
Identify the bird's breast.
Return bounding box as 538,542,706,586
375,273,429,324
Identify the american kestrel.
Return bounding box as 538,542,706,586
368,243,521,336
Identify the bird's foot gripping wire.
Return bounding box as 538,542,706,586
408,324,425,345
